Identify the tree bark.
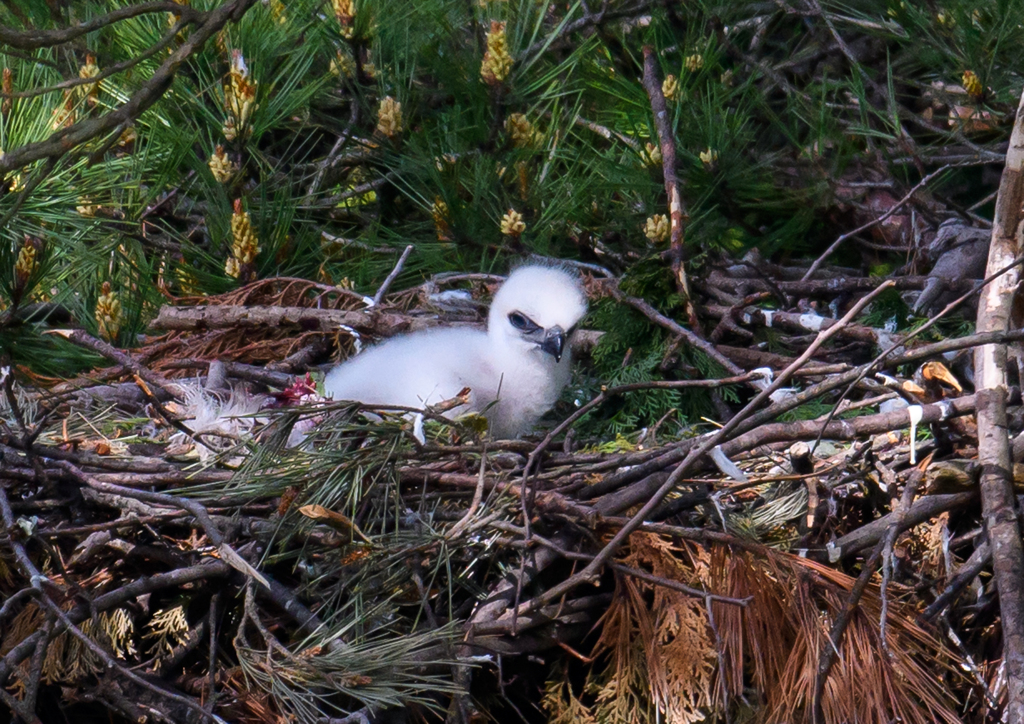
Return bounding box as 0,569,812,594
974,87,1024,723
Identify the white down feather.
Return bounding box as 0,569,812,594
323,264,587,438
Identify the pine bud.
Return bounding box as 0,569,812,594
79,54,100,106
95,281,122,342
14,236,40,291
642,142,662,167
684,54,704,73
77,198,101,217
330,50,356,78
208,145,237,183
51,90,75,130
376,96,403,138
168,0,189,29
269,0,286,23
643,214,669,243
481,21,513,86
500,209,525,237
506,113,539,148
699,147,719,166
962,70,983,100
2,67,12,118
223,50,258,142
227,198,260,282
333,0,355,39
662,74,679,101
434,154,457,171
431,197,451,240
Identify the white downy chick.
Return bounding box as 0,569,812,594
323,264,587,438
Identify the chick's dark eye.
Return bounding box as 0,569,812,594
508,312,532,330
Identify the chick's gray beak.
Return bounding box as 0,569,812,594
539,326,566,362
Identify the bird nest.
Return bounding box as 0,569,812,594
0,260,1013,724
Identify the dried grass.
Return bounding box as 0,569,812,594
562,533,963,724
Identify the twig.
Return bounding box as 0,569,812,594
494,522,750,605
588,316,1019,499
306,101,360,197
565,112,640,151
1,16,194,100
610,562,748,606
150,302,433,336
830,492,977,560
0,156,55,231
140,170,196,220
303,173,396,209
0,1,196,49
878,468,924,654
700,272,973,297
510,281,896,617
811,470,922,724
0,486,225,723
641,46,696,327
447,447,488,540
372,244,414,306
0,560,232,689
521,1,657,61
604,281,745,378
523,372,758,478
706,594,731,724
802,164,954,281
55,329,184,397
1,368,51,488
922,540,991,621
21,619,52,717
810,251,1024,453
517,373,757,546
206,592,220,713
0,587,35,625
50,329,206,446
52,461,269,588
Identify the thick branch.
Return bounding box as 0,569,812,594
151,303,441,337
0,2,197,50
973,86,1024,723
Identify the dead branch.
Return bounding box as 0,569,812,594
508,281,896,618
641,46,695,326
812,469,925,724
604,281,744,377
703,304,885,345
922,539,992,621
831,492,978,560
972,86,1024,722
701,270,975,297
150,303,439,337
0,2,198,50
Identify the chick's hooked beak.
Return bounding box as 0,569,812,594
539,326,566,362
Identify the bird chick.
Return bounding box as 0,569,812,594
323,264,587,438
